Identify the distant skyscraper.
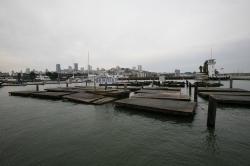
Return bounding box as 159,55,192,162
138,65,142,71
132,66,136,70
88,65,92,71
56,64,61,73
175,69,180,76
68,66,72,71
25,68,30,74
74,63,78,71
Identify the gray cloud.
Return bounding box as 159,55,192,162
0,0,250,72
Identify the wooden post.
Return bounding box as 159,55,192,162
194,84,198,102
189,82,192,96
66,83,68,87
85,81,87,87
207,96,217,128
186,80,188,88
230,79,233,88
94,77,96,90
36,84,39,91
105,81,107,90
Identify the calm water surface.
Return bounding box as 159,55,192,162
0,81,250,166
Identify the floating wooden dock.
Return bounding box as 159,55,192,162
63,92,115,104
32,92,72,99
45,87,82,93
143,87,181,91
86,89,130,98
207,95,250,128
198,87,247,92
115,98,196,116
9,91,41,97
135,89,180,95
131,93,191,101
198,91,250,99
210,95,250,105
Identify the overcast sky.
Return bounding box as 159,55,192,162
0,0,249,73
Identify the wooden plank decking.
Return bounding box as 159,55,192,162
63,92,104,104
198,87,247,92
131,93,190,101
9,91,41,97
198,91,250,99
135,89,181,95
210,95,250,105
115,98,196,116
31,92,72,99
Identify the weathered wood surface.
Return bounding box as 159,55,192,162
198,87,247,92
210,95,250,105
9,91,42,97
45,87,81,93
198,92,250,99
131,93,190,101
32,92,72,99
86,89,130,98
92,97,116,105
143,87,181,91
63,92,104,103
135,89,180,95
115,98,196,116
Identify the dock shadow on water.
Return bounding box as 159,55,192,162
114,106,194,124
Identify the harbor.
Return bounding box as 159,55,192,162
1,80,250,166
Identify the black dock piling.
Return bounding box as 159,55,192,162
194,84,198,102
66,83,68,87
36,84,39,91
189,82,192,96
230,79,233,88
105,82,107,90
207,96,217,128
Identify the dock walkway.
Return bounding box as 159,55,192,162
115,98,196,116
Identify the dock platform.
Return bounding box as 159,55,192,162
32,92,72,99
210,95,250,105
198,87,247,92
198,91,250,99
115,98,196,116
63,92,105,104
135,89,180,95
9,91,41,97
131,93,190,101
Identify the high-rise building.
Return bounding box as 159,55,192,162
88,65,92,72
132,66,136,70
25,68,30,74
175,69,180,76
56,64,61,73
74,63,78,71
68,66,73,72
138,65,142,72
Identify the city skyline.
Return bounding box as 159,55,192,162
1,0,250,73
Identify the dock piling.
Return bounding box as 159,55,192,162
66,83,68,87
36,84,39,91
207,96,217,128
194,84,198,102
230,79,233,88
189,82,192,96
105,82,107,90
